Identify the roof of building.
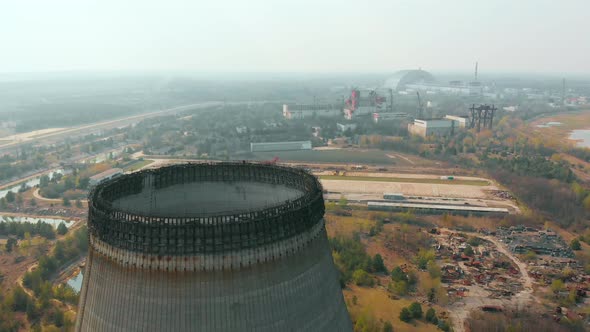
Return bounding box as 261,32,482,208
368,201,509,213
250,141,311,147
413,119,454,128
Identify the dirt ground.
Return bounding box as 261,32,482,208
440,229,536,332
0,241,50,293
321,179,495,199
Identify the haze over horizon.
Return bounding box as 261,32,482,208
2,0,589,76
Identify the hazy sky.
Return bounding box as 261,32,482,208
2,0,589,75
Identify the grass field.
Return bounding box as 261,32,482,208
325,213,377,238
319,175,489,186
123,159,154,172
344,286,440,332
531,110,590,147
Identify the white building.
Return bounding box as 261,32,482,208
444,115,468,128
408,119,456,137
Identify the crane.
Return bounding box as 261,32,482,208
416,91,424,119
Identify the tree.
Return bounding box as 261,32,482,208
5,191,15,203
373,254,387,273
383,321,393,332
409,302,422,319
24,232,32,247
389,280,408,296
62,197,71,207
338,195,348,208
12,286,30,311
524,250,537,261
26,298,39,321
427,287,436,302
464,245,474,256
427,260,441,278
64,177,75,190
57,222,68,236
0,197,7,209
425,308,436,323
75,199,83,208
78,177,90,190
415,248,436,269
438,320,451,332
391,266,408,282
571,238,581,251
399,307,412,322
6,237,17,252
352,269,373,287
40,175,50,188
551,279,565,293
30,198,37,207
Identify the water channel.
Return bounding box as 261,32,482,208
0,169,66,200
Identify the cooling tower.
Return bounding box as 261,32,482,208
75,162,352,331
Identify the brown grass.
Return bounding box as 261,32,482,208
344,286,440,332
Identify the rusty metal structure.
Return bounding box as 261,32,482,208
75,162,352,331
469,104,497,132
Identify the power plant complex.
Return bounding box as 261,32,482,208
75,163,352,331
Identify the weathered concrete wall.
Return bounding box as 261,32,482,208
76,228,352,331
87,219,326,272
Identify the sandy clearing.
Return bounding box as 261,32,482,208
321,179,490,199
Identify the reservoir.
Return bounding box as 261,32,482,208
570,129,590,148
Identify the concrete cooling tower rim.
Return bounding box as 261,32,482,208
87,162,326,269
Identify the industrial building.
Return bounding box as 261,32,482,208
383,193,405,200
383,69,482,96
444,115,468,128
407,115,468,137
283,104,342,119
343,89,386,120
337,123,357,133
250,140,312,152
406,81,482,96
408,119,455,137
368,201,509,216
88,168,123,186
76,163,352,331
372,112,407,123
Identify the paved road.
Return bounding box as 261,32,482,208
0,102,222,154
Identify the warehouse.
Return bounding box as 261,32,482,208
367,201,509,216
408,119,455,137
250,141,312,152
